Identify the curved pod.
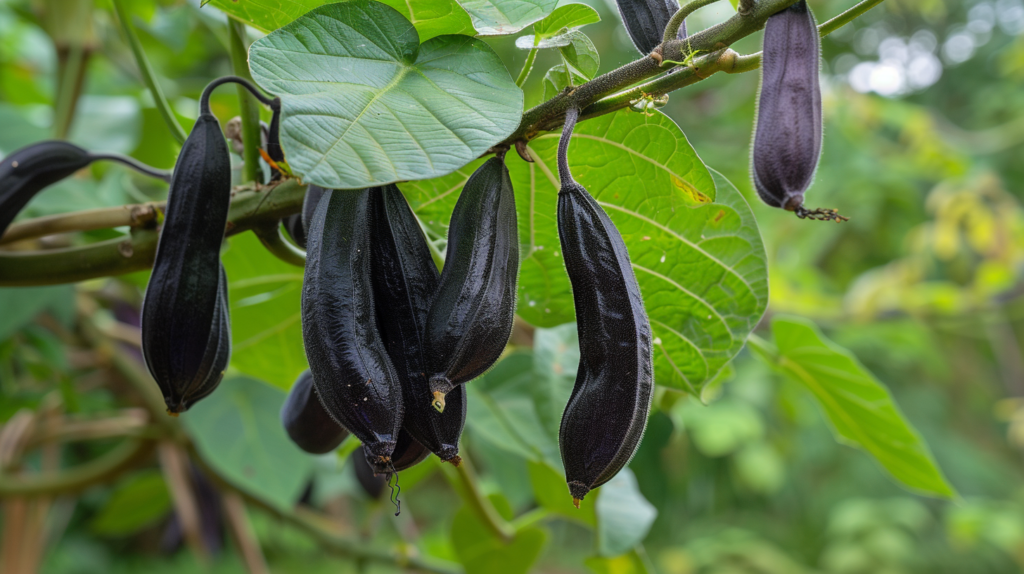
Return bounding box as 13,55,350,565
370,185,466,463
751,0,822,211
424,157,519,412
281,370,351,454
302,188,404,473
141,112,233,414
556,109,654,506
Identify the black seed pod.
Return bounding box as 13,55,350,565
616,0,686,55
423,157,519,412
556,109,654,507
141,107,233,414
383,427,431,472
370,185,467,464
352,445,387,499
0,141,170,236
282,184,326,250
751,0,822,213
302,188,404,473
281,370,350,454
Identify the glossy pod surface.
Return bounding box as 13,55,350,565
141,113,233,413
0,141,95,235
301,188,404,473
751,0,822,211
281,370,350,454
424,157,519,411
556,109,654,506
616,0,686,55
370,185,466,463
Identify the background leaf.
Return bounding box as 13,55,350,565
450,493,548,573
208,0,473,39
249,1,523,189
90,471,172,536
182,376,314,510
456,0,558,35
533,2,600,35
595,468,658,557
222,232,306,390
754,315,955,498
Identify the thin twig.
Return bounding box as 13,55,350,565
252,222,306,266
222,491,271,574
0,203,159,245
159,442,209,564
443,456,514,543
111,0,188,144
228,20,264,185
663,0,723,47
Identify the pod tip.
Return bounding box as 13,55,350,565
445,455,463,467
431,391,447,413
572,498,581,509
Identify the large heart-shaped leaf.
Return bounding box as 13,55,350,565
209,0,473,40
249,1,523,189
183,376,314,510
456,0,558,35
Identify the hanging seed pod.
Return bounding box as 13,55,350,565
423,156,519,413
281,370,350,454
0,140,170,236
556,108,654,507
616,0,687,55
752,1,844,222
141,76,277,414
302,188,404,473
141,102,233,414
370,185,467,464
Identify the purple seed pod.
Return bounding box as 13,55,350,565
751,0,822,213
617,0,687,55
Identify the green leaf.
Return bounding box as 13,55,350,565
585,550,651,574
456,0,558,35
0,286,74,341
527,460,595,525
542,64,588,101
222,232,306,390
514,3,601,49
182,376,314,510
531,323,578,440
558,30,599,78
378,0,475,40
90,471,172,536
754,315,955,498
451,493,548,574
595,469,657,557
208,0,473,39
509,112,768,397
464,351,561,466
249,1,523,190
533,2,600,35
206,0,323,33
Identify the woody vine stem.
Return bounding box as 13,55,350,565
0,0,884,286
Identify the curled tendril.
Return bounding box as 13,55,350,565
387,462,402,516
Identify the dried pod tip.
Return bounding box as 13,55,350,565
166,410,180,418
794,205,850,223
431,391,447,413
445,455,463,467
568,480,590,506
